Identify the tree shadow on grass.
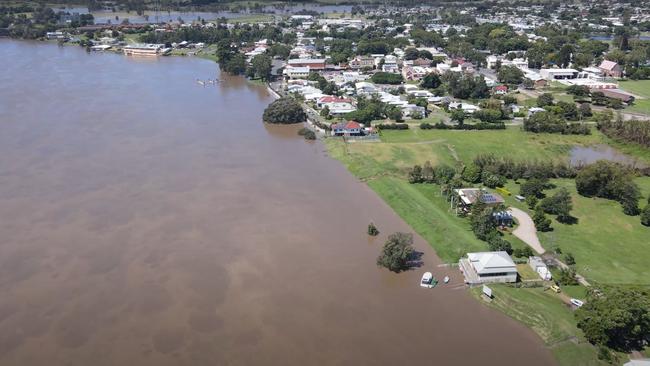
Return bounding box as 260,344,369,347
557,215,579,225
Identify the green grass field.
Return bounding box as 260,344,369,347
369,179,486,262
619,80,650,115
503,178,650,285
378,126,601,166
471,285,580,345
470,285,606,366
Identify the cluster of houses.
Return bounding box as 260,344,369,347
42,1,644,118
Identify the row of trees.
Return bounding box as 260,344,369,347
575,160,643,216
524,111,591,135
596,115,650,149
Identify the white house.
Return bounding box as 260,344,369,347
355,81,378,95
449,102,480,114
459,251,518,285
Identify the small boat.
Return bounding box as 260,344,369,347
196,79,205,86
443,276,450,284
420,272,436,288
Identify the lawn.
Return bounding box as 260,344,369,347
368,178,487,262
503,178,650,285
470,285,606,366
619,80,650,115
379,126,601,166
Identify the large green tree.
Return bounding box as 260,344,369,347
376,232,416,272
262,97,306,124
576,287,650,351
248,54,272,81
575,161,641,216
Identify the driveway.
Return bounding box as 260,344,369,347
509,207,545,255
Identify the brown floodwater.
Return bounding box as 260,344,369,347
0,40,556,366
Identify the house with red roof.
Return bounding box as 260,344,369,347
316,96,353,108
331,120,363,136
598,60,623,78
493,85,508,95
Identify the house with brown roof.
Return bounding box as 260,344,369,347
598,60,623,78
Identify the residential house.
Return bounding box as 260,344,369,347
331,120,363,136
527,107,546,116
401,104,426,118
448,102,481,114
598,60,623,78
493,85,508,95
452,188,504,211
382,55,399,73
342,71,365,83
459,251,518,285
349,56,375,70
355,81,378,95
317,96,356,115
402,65,429,81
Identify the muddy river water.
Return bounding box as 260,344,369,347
0,40,555,365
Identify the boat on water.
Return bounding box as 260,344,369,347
420,272,437,288
443,276,450,284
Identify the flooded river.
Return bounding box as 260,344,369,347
0,40,555,366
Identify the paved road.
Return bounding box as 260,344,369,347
509,207,545,255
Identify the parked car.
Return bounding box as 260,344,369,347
550,284,561,293
570,298,584,307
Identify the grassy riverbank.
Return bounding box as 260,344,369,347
469,285,607,366
324,125,650,366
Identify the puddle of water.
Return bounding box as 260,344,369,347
569,145,647,169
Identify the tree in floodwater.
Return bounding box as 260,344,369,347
262,97,306,124
367,222,379,236
377,232,415,272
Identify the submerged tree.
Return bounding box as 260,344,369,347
367,222,379,236
262,97,306,124
377,232,415,272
